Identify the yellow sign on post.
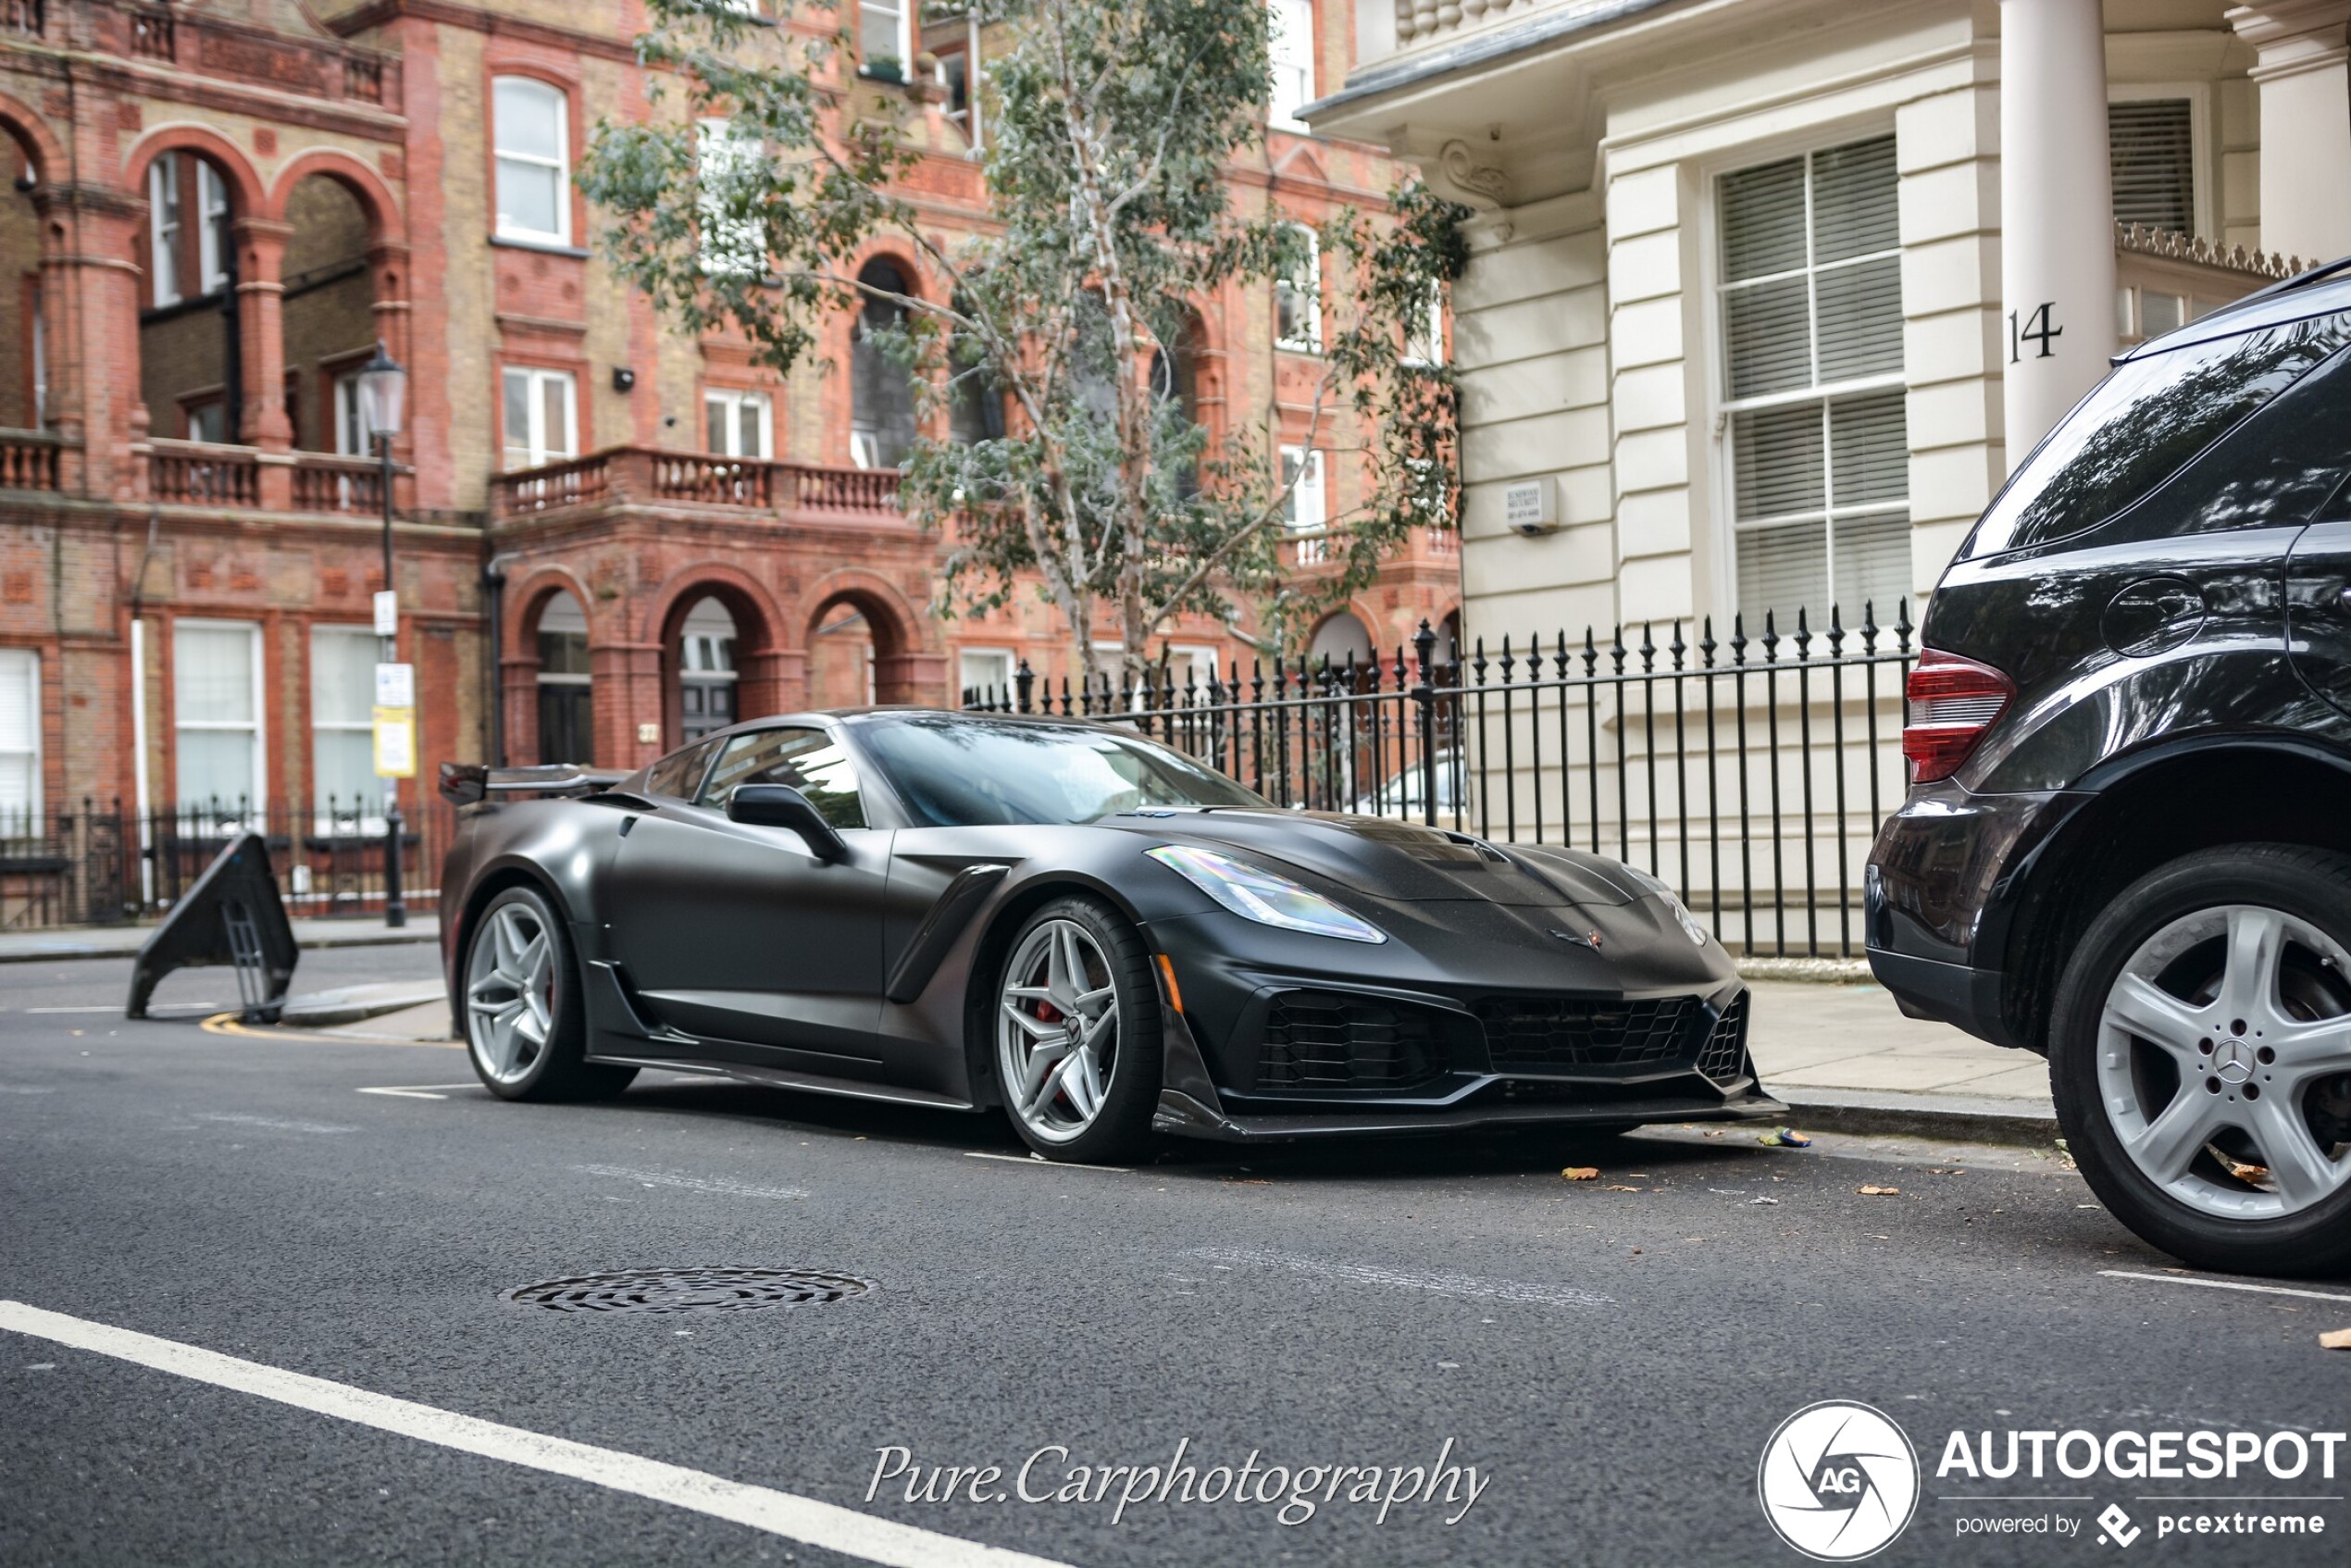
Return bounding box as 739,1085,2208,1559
372,706,417,778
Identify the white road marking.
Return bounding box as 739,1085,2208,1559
572,1164,808,1201
0,1300,1074,1568
963,1151,1131,1174
190,1112,356,1135
2099,1269,2351,1305
356,1084,479,1101
1188,1246,1612,1309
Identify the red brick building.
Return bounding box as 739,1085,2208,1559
0,0,1458,859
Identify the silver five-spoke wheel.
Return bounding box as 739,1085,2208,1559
2097,903,2351,1220
997,917,1120,1145
467,899,557,1087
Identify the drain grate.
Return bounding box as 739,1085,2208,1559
504,1266,872,1314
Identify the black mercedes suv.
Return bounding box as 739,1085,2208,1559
1867,260,2351,1276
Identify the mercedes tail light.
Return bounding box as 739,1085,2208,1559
1903,650,2013,783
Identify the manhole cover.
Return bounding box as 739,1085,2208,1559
504,1266,872,1314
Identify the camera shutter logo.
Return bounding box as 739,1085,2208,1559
1757,1401,1920,1561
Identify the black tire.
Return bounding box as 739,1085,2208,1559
2050,843,2351,1277
991,895,1163,1163
462,884,638,1103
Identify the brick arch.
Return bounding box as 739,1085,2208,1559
833,244,931,465
501,571,597,766
795,567,939,707
641,565,789,731
0,93,66,186
265,149,403,240
122,125,267,216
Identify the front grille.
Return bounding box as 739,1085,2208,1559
1474,995,1698,1074
1697,992,1749,1083
1256,991,1443,1091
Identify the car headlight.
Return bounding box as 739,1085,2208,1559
1616,865,1710,947
1146,845,1387,944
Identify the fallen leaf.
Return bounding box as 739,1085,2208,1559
1561,1166,1599,1181
2223,1157,2270,1185
1857,1184,1900,1196
1929,1167,1963,1176
1605,1184,1643,1192
1749,1196,1780,1205
2320,1328,2351,1350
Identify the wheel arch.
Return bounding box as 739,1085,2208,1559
958,873,1152,1111
449,860,578,1016
1997,736,2351,1051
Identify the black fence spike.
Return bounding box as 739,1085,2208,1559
1638,621,1656,673
1761,609,1780,661
1609,626,1626,676
1860,599,1880,653
1827,603,1846,655
1699,616,1717,667
1669,619,1686,670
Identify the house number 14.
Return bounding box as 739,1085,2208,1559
2009,302,2060,362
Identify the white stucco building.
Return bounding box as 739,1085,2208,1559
1310,0,2351,641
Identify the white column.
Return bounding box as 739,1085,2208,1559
1999,0,2119,465
2228,2,2351,266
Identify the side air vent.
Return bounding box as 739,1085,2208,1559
1255,991,1447,1092
1696,993,1749,1084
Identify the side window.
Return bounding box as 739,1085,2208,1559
1966,313,2351,557
700,727,867,828
644,738,720,801
2085,342,2351,545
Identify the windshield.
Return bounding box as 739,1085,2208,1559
860,715,1268,827
1962,312,2351,558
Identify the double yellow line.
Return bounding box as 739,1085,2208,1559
199,1014,461,1049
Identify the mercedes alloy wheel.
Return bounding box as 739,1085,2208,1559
2053,845,2351,1275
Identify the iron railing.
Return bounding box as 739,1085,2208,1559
967,603,1918,958
0,798,457,931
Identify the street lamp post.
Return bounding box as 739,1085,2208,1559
355,342,409,929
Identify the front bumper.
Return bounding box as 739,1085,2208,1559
1142,902,1778,1140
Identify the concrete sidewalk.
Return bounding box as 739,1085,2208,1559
0,915,439,964
280,972,2058,1145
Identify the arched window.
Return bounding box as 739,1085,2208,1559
535,591,592,765
1309,612,1374,669
139,150,239,443
851,258,917,468
677,598,739,741
1274,222,1321,352
493,78,569,244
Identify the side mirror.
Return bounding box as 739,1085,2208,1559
727,784,852,863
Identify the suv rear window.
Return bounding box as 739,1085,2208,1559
1962,312,2351,558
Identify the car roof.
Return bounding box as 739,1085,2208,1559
2118,254,2351,361
681,705,1122,752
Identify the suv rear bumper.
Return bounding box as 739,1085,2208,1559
1863,780,2079,1052
1864,942,2016,1048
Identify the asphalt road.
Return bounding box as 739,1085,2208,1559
4,945,2348,1567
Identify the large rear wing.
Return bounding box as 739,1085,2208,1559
438,760,629,805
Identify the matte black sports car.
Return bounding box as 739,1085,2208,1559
438,709,1778,1160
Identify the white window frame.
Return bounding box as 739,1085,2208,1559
958,647,1014,702
696,118,765,278
2108,82,2214,243
502,366,578,470
1706,132,1909,629
1275,223,1322,352
148,158,182,308
197,160,230,295
1267,0,1314,131
172,619,267,810
492,77,571,245
859,0,911,74
705,387,774,458
939,11,984,153
1281,444,1328,563
0,648,39,830
1402,280,1445,367
307,625,384,830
